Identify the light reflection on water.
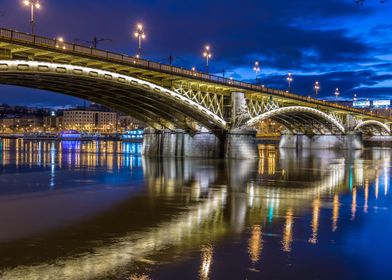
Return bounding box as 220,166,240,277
0,139,391,279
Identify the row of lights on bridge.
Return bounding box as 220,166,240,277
131,25,344,100
22,1,344,100
313,80,340,100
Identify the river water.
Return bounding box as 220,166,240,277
0,139,391,280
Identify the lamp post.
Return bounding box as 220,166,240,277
23,0,41,35
314,81,320,98
55,37,66,50
287,73,293,92
335,88,340,101
203,45,212,73
134,23,146,57
253,61,260,84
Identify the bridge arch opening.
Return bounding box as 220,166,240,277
246,106,345,134
354,120,391,135
0,60,227,132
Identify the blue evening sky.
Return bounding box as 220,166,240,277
0,0,391,107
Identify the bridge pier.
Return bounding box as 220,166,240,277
142,128,223,158
279,133,363,150
363,135,392,148
224,128,259,159
142,127,259,159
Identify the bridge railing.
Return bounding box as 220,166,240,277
0,27,388,120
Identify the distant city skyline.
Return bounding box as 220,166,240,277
0,0,391,106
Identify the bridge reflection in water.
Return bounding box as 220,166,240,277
0,140,390,279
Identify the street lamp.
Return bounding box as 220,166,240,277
55,37,66,50
314,81,320,98
203,45,212,73
335,88,340,101
134,23,146,57
23,0,41,35
253,61,260,84
287,73,293,92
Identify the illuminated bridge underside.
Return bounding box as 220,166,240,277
247,106,346,134
354,120,391,135
0,60,227,131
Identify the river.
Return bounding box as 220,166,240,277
0,139,391,280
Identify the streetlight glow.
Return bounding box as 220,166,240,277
335,88,340,100
134,23,146,57
287,73,293,92
55,37,66,50
203,45,212,73
314,81,320,98
253,61,260,84
23,0,41,34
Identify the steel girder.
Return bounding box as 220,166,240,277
246,106,346,134
0,60,228,131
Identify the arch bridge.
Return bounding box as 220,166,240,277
0,28,391,158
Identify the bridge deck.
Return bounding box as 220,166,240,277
0,27,389,122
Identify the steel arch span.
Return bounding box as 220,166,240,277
0,60,227,131
354,120,391,135
246,106,346,134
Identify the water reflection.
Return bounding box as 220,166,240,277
0,138,142,171
309,197,321,244
199,244,213,280
0,140,391,279
332,194,339,232
351,187,357,221
248,225,262,263
282,208,293,252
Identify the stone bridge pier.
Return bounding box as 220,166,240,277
142,128,223,158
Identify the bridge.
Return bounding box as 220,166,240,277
0,27,391,158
